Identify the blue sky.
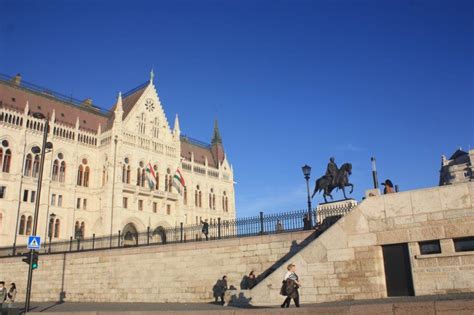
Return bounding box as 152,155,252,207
1,0,473,217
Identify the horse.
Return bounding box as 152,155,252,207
311,163,354,203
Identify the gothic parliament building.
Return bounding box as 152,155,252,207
0,73,236,247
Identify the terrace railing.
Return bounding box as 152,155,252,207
0,203,355,258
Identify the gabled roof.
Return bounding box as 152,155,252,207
449,149,468,161
106,83,148,129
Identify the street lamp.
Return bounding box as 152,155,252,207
302,165,313,229
25,112,53,312
48,213,56,253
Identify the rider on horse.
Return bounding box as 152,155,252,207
325,157,338,186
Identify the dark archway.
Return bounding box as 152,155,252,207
122,223,138,246
152,226,167,244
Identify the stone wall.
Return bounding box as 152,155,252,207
249,182,474,305
0,230,313,303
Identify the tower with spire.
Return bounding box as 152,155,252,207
211,119,225,167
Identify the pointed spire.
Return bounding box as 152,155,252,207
115,92,123,113
150,68,155,84
97,123,102,135
24,101,29,115
51,109,56,123
75,116,80,129
211,119,222,144
173,114,180,133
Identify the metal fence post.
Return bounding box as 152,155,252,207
180,222,183,243
260,211,264,234
147,226,150,245
92,234,95,250
69,237,72,252
118,230,121,247
217,218,221,239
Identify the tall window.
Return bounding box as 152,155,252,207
32,155,40,178
1,140,12,173
122,158,130,184
0,186,6,199
154,165,159,190
24,154,33,176
183,186,187,205
136,161,145,187
19,215,26,235
51,193,56,206
26,215,33,235
54,219,60,238
152,118,159,138
102,165,108,186
138,199,143,211
195,185,202,208
222,191,229,212
52,159,59,181
209,188,216,210
138,112,146,135
77,158,90,187
59,161,66,182
58,195,63,207
52,154,65,182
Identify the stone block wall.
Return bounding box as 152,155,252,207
0,230,313,303
249,182,474,305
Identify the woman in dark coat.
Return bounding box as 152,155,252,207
281,263,300,308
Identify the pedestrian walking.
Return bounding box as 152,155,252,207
5,283,16,308
201,219,209,241
0,281,6,309
213,275,228,304
281,263,300,308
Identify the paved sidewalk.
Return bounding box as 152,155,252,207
4,293,474,314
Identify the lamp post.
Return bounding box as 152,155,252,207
371,157,379,189
48,213,56,253
25,112,53,312
302,165,313,228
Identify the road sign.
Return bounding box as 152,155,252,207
27,236,41,250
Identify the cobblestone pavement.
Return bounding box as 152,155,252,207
5,293,474,314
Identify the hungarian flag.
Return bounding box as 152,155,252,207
173,168,185,194
146,162,157,190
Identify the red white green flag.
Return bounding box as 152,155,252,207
173,168,185,194
146,162,157,189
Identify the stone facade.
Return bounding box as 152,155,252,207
439,149,474,186
249,182,474,305
0,73,236,247
0,230,313,303
0,182,472,305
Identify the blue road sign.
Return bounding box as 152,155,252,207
27,236,41,250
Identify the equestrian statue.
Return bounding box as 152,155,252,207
311,157,354,203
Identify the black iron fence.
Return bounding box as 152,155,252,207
0,203,355,258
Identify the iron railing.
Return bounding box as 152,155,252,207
0,203,355,258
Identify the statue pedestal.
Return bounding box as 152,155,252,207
316,199,357,225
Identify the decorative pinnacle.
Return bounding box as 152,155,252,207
211,119,222,145
150,68,155,83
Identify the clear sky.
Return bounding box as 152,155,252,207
1,0,473,217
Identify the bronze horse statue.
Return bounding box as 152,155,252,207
311,163,354,203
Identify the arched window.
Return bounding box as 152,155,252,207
168,170,173,193
52,159,59,181
209,188,216,210
77,159,89,187
19,215,26,235
59,161,66,182
81,221,85,237
183,186,187,205
75,220,85,239
136,161,145,187
222,191,229,212
1,140,12,173
154,165,159,190
77,165,83,185
2,149,10,173
195,185,202,208
122,158,131,184
24,154,33,176
48,217,54,237
102,165,108,186
26,215,33,235
54,219,60,238
84,166,90,187
32,155,40,178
